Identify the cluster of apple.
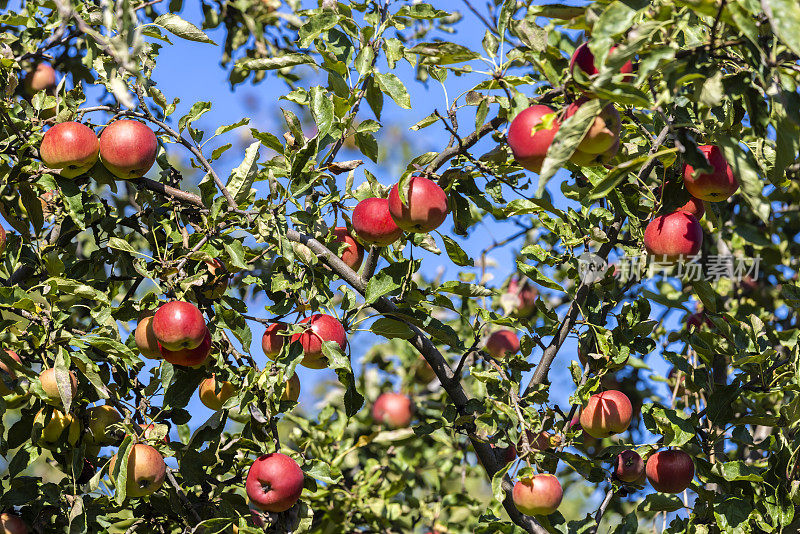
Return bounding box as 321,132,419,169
135,300,212,366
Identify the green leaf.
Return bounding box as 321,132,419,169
298,12,341,48
712,461,764,482
436,281,493,297
762,0,800,57
370,318,415,340
310,86,334,137
375,72,411,109
321,341,363,417
112,436,134,504
638,493,684,512
641,404,696,447
236,53,316,71
408,42,481,65
226,141,260,206
441,235,473,267
716,139,770,223
108,237,138,255
154,14,216,45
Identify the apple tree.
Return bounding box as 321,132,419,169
0,0,799,533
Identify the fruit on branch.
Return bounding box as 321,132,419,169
152,301,207,351
654,184,705,220
643,211,703,260
682,145,739,201
569,43,634,80
39,122,100,178
110,443,166,498
330,227,364,271
35,408,80,447
579,390,633,438
506,278,538,317
352,197,403,246
158,328,212,367
564,97,621,155
512,474,563,516
292,314,347,369
246,452,304,513
0,512,28,534
388,176,449,233
412,356,437,384
139,423,170,444
199,376,235,411
201,259,229,299
262,322,286,359
506,105,560,173
645,449,695,493
485,329,520,359
0,225,5,255
282,373,300,402
134,313,161,359
99,119,158,179
86,405,122,445
372,392,413,428
23,63,57,94
39,367,77,406
569,137,619,167
614,450,645,483
0,350,22,396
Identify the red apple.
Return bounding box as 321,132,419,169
646,449,694,493
564,97,621,155
24,63,57,94
86,405,122,445
99,120,158,179
330,227,364,271
569,42,634,79
512,474,563,516
507,278,538,317
0,350,21,396
134,314,161,359
506,105,560,173
291,314,347,369
614,450,644,483
0,512,28,534
352,197,403,246
40,122,100,178
372,392,413,428
246,452,304,512
683,145,739,201
39,367,77,406
485,329,520,359
654,185,705,219
282,373,300,402
158,328,211,367
262,322,286,359
0,225,5,255
152,301,207,351
644,210,703,260
579,390,632,438
110,443,166,498
387,176,449,233
199,376,235,410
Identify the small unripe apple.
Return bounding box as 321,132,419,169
86,405,122,445
99,120,158,179
152,301,207,351
579,390,632,438
569,43,634,80
646,449,695,493
485,329,520,359
570,137,619,167
564,98,621,155
388,176,449,233
506,105,560,173
35,408,80,447
198,376,235,411
0,512,28,534
352,197,403,246
372,392,413,428
512,474,563,516
282,373,300,402
0,225,6,255
246,452,304,512
134,314,161,359
110,443,166,498
24,63,57,94
158,328,212,367
330,227,364,271
262,322,286,359
0,350,22,396
40,122,100,178
614,450,645,483
683,145,739,201
644,211,703,260
291,314,347,369
39,367,77,406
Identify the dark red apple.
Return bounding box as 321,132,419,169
644,211,703,260
646,449,695,493
570,42,634,79
110,443,166,498
262,322,286,359
579,390,632,438
246,452,304,512
40,122,100,178
683,145,739,202
99,120,158,179
485,329,520,359
0,350,21,396
387,176,449,233
352,197,403,246
291,314,347,369
512,474,563,516
372,392,413,428
330,227,364,271
506,105,560,173
614,450,645,483
24,63,57,94
152,301,207,351
158,328,211,367
0,225,5,255
0,512,28,534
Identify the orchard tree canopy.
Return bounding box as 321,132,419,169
1,0,800,533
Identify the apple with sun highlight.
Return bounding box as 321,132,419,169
644,211,703,261
152,301,207,351
40,122,100,178
512,474,563,516
291,314,347,369
99,120,158,179
388,176,449,233
507,105,560,173
246,452,304,513
579,390,632,438
352,197,403,246
331,227,364,270
372,392,413,428
683,145,739,201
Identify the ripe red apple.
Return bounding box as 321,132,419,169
110,443,166,498
579,390,633,438
331,227,364,271
246,452,304,512
158,328,212,367
134,314,161,359
99,120,158,179
0,350,21,396
262,322,286,359
24,63,57,94
644,210,703,260
683,145,739,201
564,98,621,155
39,367,77,406
506,105,560,173
646,449,695,493
40,122,100,178
152,301,207,351
352,197,403,246
86,405,122,445
512,474,563,516
0,512,28,534
507,278,538,317
282,373,300,402
485,329,520,359
202,259,228,299
291,314,347,369
387,176,449,233
199,376,235,411
569,42,634,79
614,450,645,483
372,392,413,428
0,225,5,255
